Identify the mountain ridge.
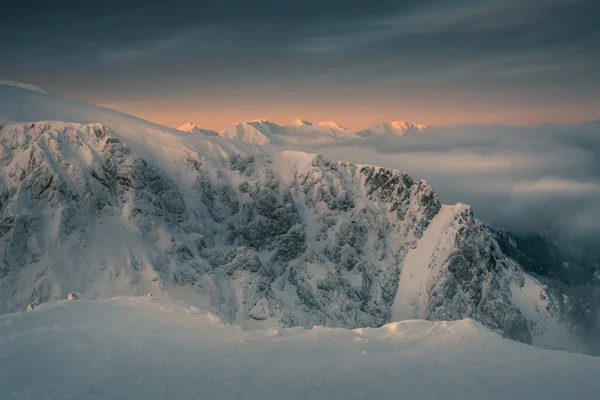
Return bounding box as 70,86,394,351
178,118,427,145
177,122,219,137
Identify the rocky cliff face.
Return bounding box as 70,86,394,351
0,119,582,351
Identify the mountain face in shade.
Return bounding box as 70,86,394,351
0,81,593,354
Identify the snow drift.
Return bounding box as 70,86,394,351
1,296,599,400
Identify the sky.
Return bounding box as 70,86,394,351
1,0,599,130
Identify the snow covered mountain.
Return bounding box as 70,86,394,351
316,121,353,136
288,118,313,129
217,118,360,145
219,119,285,145
211,119,427,146
0,81,590,353
177,122,219,137
356,121,428,137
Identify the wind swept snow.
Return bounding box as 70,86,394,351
0,79,48,94
1,297,600,400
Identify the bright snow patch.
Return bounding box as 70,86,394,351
1,297,599,400
392,204,463,320
177,122,199,132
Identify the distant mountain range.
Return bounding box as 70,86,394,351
178,118,429,145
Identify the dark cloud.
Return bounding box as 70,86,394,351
1,0,598,97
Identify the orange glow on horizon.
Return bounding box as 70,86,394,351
98,99,599,132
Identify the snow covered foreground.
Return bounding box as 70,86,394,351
1,297,599,400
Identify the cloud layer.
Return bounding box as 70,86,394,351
292,121,600,243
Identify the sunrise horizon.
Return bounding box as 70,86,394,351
93,97,600,132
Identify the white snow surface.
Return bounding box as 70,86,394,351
392,204,464,321
177,122,199,132
1,296,599,400
511,274,578,350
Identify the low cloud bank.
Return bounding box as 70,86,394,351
283,121,600,244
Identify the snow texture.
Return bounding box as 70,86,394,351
392,204,463,320
1,296,599,400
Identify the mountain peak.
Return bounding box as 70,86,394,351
356,120,428,137
291,119,313,127
318,121,348,130
245,118,274,125
177,122,219,137
389,120,428,131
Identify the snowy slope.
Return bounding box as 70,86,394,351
392,204,464,320
511,274,577,350
0,81,586,352
1,296,599,400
